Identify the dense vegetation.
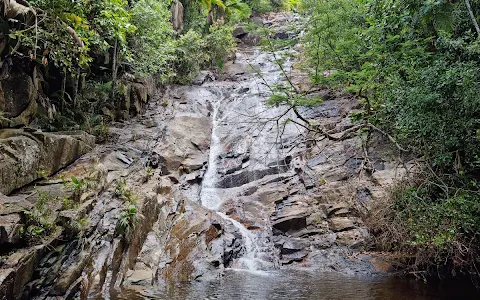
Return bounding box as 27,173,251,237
300,0,480,279
0,0,286,133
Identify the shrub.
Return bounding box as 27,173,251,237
369,176,480,279
205,20,237,70
170,30,209,84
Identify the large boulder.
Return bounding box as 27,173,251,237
0,71,36,118
0,71,38,127
0,129,95,195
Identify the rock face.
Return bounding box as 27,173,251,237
0,130,95,195
114,76,156,119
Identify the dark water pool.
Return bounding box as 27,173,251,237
112,269,480,300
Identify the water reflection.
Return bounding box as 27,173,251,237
111,269,480,300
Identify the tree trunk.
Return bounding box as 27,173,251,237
465,0,480,38
111,39,118,100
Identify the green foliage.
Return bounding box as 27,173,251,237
302,0,480,278
171,30,209,83
116,203,139,239
36,169,49,179
62,175,96,202
130,0,176,77
61,196,76,210
115,178,137,203
66,216,90,237
244,0,273,13
281,0,300,11
92,121,110,143
372,178,480,277
114,178,140,240
301,0,480,173
205,21,237,69
23,190,58,241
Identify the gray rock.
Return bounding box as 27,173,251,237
0,71,37,119
281,238,309,254
170,0,184,32
281,250,308,265
272,214,308,234
312,233,337,249
0,130,95,195
249,17,264,26
233,25,247,38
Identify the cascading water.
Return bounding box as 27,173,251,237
200,94,266,272
199,98,223,211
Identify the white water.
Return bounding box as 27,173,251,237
199,94,266,271
217,212,262,272
199,98,224,211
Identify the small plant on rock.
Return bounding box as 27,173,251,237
114,178,141,240
63,176,96,202
145,167,153,182
116,203,139,239
61,196,76,210
23,190,58,242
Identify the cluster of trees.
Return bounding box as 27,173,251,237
0,0,285,132
301,0,480,279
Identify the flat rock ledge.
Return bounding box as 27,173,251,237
0,129,95,195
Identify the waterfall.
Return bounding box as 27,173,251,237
199,98,223,211
199,96,265,271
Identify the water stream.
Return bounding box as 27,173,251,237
199,94,224,211
199,91,266,272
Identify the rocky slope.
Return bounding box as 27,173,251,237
0,13,409,300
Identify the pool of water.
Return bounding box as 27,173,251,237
111,269,480,300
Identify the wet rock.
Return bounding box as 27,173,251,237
217,167,287,189
281,238,309,254
1,229,63,298
233,25,247,38
281,250,308,265
50,251,90,295
239,34,262,46
184,171,202,184
193,71,216,86
125,268,153,285
182,156,206,172
291,228,326,238
221,62,250,80
273,32,290,40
